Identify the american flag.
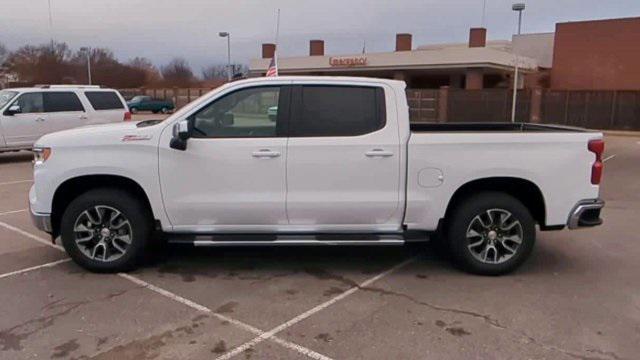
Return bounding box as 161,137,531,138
266,55,278,77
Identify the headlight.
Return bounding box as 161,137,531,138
33,147,52,165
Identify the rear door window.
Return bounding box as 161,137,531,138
84,91,125,110
44,92,85,112
290,85,385,137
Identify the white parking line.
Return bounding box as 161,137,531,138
119,273,333,360
0,179,32,186
603,154,617,162
0,258,71,280
0,220,63,251
0,209,28,216
216,257,416,360
0,220,333,360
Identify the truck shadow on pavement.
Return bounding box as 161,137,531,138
0,151,32,164
141,244,430,282
131,239,577,281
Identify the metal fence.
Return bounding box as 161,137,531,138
118,87,640,130
406,89,439,122
541,90,640,130
447,89,531,123
118,88,215,108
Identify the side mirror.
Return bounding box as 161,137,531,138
5,104,21,116
221,112,234,127
170,119,190,150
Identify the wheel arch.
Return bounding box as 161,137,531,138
51,174,155,238
443,177,547,229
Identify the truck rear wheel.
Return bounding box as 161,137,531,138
447,192,535,275
60,188,152,273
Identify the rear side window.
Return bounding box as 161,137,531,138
84,91,125,110
290,86,385,137
44,92,84,112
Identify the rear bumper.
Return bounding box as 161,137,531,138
567,199,605,229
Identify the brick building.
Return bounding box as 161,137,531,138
551,17,640,90
250,17,640,92
250,29,539,90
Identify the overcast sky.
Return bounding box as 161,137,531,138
1,0,639,73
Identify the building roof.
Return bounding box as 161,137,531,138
416,40,512,51
250,46,538,74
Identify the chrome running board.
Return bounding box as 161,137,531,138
192,239,405,247
167,233,414,246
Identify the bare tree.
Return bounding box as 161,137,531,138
202,63,249,81
69,47,146,87
128,57,162,84
201,64,227,81
161,58,194,87
7,41,74,84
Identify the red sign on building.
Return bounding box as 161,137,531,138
329,56,367,67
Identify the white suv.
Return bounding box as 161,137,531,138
0,85,130,152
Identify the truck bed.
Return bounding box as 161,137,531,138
403,124,602,231
410,122,593,133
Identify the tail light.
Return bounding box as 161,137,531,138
123,111,132,121
588,139,604,185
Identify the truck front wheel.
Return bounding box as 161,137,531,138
447,192,535,276
60,189,152,273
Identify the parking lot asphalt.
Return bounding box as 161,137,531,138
0,124,638,359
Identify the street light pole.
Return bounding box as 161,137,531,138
511,3,525,123
218,32,231,81
80,46,92,85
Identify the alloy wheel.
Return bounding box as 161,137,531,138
73,205,133,262
465,208,523,264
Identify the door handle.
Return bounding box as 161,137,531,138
252,149,281,158
79,114,88,120
365,149,393,157
35,117,45,122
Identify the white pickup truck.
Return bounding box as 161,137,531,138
29,76,605,275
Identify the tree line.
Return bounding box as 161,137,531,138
0,41,247,88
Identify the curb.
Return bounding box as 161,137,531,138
602,130,640,137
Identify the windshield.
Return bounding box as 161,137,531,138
0,91,18,109
130,96,145,102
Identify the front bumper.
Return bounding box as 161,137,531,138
29,201,52,233
567,199,605,229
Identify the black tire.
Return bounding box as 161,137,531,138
160,107,169,114
446,192,535,276
60,188,152,273
130,107,138,114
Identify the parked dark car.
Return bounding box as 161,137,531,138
127,96,175,114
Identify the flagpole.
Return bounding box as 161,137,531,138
274,8,280,75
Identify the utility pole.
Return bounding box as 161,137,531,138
511,3,525,123
80,47,92,85
218,32,231,81
48,0,54,50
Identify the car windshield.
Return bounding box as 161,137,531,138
0,90,18,109
131,96,145,102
